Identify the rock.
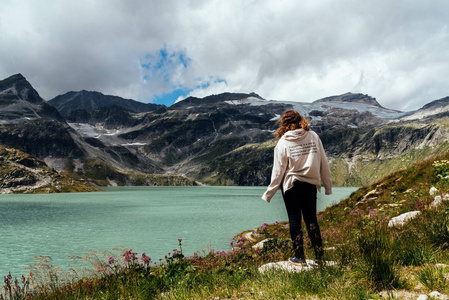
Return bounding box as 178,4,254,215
417,295,429,300
429,291,449,299
430,187,438,196
252,238,273,250
243,231,256,242
258,260,337,273
388,211,421,228
431,195,444,208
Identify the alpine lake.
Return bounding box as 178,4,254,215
0,186,358,276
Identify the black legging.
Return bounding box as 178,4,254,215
282,180,323,260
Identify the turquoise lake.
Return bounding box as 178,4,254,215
0,186,358,276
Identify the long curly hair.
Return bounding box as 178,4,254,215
274,110,310,139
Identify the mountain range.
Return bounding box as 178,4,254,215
1,73,449,192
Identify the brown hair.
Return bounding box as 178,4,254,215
274,110,310,139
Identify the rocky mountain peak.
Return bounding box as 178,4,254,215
0,73,43,104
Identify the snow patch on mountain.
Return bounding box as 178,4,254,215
224,96,405,119
68,123,122,138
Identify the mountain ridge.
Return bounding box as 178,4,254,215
1,73,449,191
49,90,164,116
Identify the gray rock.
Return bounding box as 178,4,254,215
429,291,449,299
252,238,273,250
258,260,337,273
388,211,421,228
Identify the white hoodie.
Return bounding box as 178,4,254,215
262,129,332,203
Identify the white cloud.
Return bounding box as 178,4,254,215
1,0,449,111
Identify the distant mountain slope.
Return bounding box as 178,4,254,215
49,90,164,116
0,74,163,186
399,96,449,122
0,145,99,194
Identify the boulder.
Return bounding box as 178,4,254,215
388,211,421,228
252,238,273,250
430,187,438,196
431,195,444,208
258,260,336,273
429,291,449,299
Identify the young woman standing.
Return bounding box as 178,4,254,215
262,110,332,266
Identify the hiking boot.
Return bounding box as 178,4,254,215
289,257,307,266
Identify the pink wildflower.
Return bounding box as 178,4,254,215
107,256,115,265
96,264,108,273
140,252,151,266
123,249,137,263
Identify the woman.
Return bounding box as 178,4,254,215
262,110,332,266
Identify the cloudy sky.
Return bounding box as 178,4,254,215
1,0,448,111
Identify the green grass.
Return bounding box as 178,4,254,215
3,150,449,299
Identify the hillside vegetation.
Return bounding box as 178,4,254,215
4,150,449,299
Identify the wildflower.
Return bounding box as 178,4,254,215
237,241,244,247
96,264,108,273
349,209,362,216
368,208,378,218
123,249,137,263
107,256,115,265
260,222,269,231
178,238,183,243
140,252,151,266
230,241,234,247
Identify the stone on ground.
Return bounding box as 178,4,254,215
258,260,336,273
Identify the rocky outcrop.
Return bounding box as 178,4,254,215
0,145,99,194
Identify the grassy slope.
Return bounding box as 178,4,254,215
10,149,449,299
